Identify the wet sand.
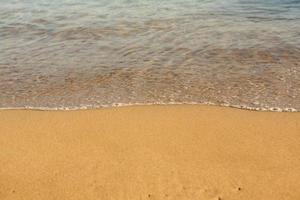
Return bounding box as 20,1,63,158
0,105,300,200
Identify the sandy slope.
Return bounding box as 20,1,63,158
0,105,300,200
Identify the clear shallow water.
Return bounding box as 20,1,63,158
1,0,300,111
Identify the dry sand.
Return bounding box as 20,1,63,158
0,105,300,200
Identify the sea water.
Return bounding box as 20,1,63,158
1,0,300,111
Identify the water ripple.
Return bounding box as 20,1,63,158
0,0,299,111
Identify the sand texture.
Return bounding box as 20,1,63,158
0,105,300,200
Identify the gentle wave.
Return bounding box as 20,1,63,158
1,0,300,112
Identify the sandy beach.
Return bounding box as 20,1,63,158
0,105,300,200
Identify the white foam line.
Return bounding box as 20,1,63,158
0,102,298,112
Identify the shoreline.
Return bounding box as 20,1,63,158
1,105,300,200
0,103,299,112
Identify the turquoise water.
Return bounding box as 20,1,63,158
1,0,300,111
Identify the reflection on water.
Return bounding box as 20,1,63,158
0,0,300,111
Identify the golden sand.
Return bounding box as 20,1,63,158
0,105,300,200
